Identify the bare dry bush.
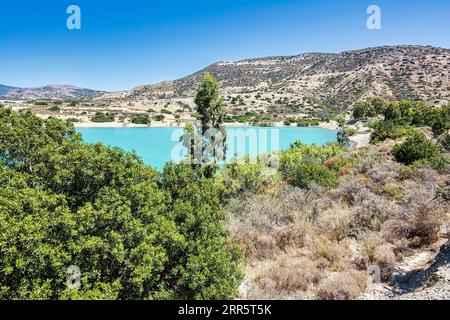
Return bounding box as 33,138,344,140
353,192,395,232
385,186,447,247
358,231,396,280
254,256,322,296
316,270,367,300
234,229,279,260
335,176,369,206
315,204,353,242
365,161,401,185
227,146,450,300
307,234,351,271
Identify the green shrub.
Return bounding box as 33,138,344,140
131,114,150,125
383,104,402,121
337,128,356,146
292,161,338,189
90,112,115,123
431,114,450,137
47,106,61,112
393,132,444,168
370,121,415,143
352,101,376,119
33,101,48,106
280,142,343,189
66,118,80,123
153,114,165,122
440,134,450,152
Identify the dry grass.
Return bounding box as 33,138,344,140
307,234,351,271
255,256,321,296
316,270,368,300
315,204,353,242
358,232,396,280
226,144,450,300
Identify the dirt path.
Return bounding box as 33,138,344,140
361,241,450,300
350,133,371,149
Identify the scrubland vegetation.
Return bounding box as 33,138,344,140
225,142,449,299
1,72,449,300
219,98,449,300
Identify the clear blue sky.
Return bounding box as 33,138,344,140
0,0,448,91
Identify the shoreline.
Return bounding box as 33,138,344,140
349,133,371,148
74,120,340,131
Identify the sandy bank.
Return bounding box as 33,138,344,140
74,120,339,130
349,133,371,148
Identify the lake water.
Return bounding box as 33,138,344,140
76,126,337,170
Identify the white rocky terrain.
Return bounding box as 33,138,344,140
362,241,450,300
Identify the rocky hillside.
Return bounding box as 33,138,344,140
99,45,450,116
0,84,106,101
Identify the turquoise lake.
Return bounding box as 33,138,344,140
76,127,338,170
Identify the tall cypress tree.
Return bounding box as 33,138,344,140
187,72,227,167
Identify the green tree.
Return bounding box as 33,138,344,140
0,107,242,300
352,102,368,119
194,73,227,165
370,97,386,115
429,108,450,137
384,103,402,121
337,129,351,146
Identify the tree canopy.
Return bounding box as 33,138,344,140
0,107,241,300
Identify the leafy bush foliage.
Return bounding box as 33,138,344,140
440,134,450,152
280,142,344,189
355,99,450,141
292,161,338,189
370,120,416,144
217,160,273,196
393,132,444,168
0,107,242,300
316,271,367,300
90,112,115,123
47,106,61,112
131,114,150,125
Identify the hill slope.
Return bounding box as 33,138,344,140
0,84,106,100
99,45,450,116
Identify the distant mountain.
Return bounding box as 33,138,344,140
0,84,106,100
0,84,17,97
98,45,450,116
